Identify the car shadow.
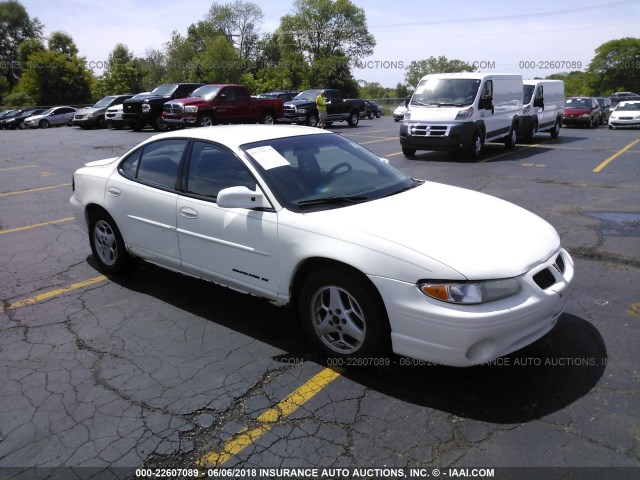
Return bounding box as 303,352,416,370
95,258,606,425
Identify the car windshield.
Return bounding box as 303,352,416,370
242,133,419,212
412,78,481,107
190,85,221,100
565,98,590,108
523,85,535,104
150,84,178,96
40,108,55,116
294,89,323,101
93,96,116,108
616,102,640,111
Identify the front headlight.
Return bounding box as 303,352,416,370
184,105,198,113
455,106,474,120
419,278,520,304
297,108,306,114
580,113,590,118
404,111,411,120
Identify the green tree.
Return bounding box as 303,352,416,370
0,0,43,89
199,35,242,82
16,47,92,104
141,48,167,89
17,37,44,63
94,43,144,98
206,0,263,60
404,56,475,87
587,37,640,95
163,31,199,82
547,71,588,97
280,0,375,62
2,89,32,106
47,31,78,56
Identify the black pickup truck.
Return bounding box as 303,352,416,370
278,89,364,127
122,83,204,131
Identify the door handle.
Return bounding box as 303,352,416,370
107,186,121,197
180,207,198,219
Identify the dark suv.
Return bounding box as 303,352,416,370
609,91,640,106
562,97,601,128
122,83,204,131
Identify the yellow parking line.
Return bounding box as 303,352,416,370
593,139,640,173
0,217,74,235
0,183,71,197
360,137,397,145
0,165,36,171
1,275,108,313
197,367,342,467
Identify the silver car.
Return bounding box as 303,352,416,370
23,106,77,129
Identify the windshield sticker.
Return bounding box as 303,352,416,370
246,145,290,170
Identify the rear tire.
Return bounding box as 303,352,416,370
550,118,561,138
347,110,359,127
505,124,517,149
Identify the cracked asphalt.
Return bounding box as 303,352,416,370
1,119,638,479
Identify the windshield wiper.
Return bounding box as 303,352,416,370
296,195,369,207
383,180,423,198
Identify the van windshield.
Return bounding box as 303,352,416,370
411,78,481,107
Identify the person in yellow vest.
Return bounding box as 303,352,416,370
316,89,327,128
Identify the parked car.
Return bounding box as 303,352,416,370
519,80,564,141
256,90,299,102
594,97,613,125
562,97,600,128
72,94,133,129
105,92,150,129
0,108,46,129
70,124,573,367
364,100,382,119
393,103,406,122
608,100,640,129
162,84,284,127
609,91,640,106
122,83,204,131
279,89,364,127
23,106,77,129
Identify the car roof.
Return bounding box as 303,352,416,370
618,100,640,107
142,124,331,149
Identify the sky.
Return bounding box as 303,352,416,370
18,0,640,89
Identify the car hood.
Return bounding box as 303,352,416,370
564,107,590,114
405,106,469,122
77,107,105,115
307,182,560,279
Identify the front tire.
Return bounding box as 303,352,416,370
198,114,214,127
306,113,318,128
153,115,168,132
260,111,275,124
39,119,49,129
402,147,416,158
467,130,484,160
89,211,133,275
299,269,389,359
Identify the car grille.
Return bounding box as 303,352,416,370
409,124,448,137
123,103,141,113
74,114,85,119
532,252,566,290
283,105,297,115
163,103,183,114
619,116,633,120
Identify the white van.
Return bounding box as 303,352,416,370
399,73,523,159
519,79,564,142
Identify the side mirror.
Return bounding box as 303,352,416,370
216,186,271,210
405,97,410,107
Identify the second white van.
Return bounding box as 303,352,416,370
399,73,523,160
519,79,564,142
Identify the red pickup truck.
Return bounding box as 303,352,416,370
162,84,284,127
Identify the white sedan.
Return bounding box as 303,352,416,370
608,100,640,129
70,125,574,366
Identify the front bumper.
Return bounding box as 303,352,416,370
562,116,591,126
162,114,197,125
72,116,100,127
370,248,574,367
400,121,476,151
